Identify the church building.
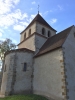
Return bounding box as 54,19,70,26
0,13,75,100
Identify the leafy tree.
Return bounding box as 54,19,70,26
0,38,16,61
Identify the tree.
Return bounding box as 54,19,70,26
0,38,16,61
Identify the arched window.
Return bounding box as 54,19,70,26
42,28,45,35
48,31,51,37
29,29,31,36
24,32,26,40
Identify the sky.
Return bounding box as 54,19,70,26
0,0,75,45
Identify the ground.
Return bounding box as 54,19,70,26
0,94,49,100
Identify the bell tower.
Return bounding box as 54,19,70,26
18,14,57,53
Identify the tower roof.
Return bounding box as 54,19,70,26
35,25,74,57
20,14,56,34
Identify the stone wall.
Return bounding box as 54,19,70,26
18,35,35,51
33,48,66,100
62,26,75,100
20,22,36,42
36,22,56,37
0,50,34,95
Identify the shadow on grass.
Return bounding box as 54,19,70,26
0,94,48,100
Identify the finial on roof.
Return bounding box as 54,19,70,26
38,5,40,14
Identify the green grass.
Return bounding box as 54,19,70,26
0,94,48,100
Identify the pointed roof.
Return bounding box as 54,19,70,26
35,25,74,57
20,14,56,34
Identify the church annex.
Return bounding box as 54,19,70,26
0,13,75,100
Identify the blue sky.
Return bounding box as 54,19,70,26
0,0,75,45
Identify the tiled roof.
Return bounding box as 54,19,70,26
20,14,56,34
35,25,74,57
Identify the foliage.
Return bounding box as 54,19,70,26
0,38,16,60
0,95,48,100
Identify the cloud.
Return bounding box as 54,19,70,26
13,14,36,31
44,11,49,15
57,5,63,10
32,1,36,4
0,9,28,27
0,0,20,14
26,14,36,23
0,32,2,37
20,22,29,26
30,8,33,10
13,25,25,31
50,18,57,24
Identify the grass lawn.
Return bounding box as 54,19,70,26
0,94,48,100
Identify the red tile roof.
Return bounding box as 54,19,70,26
35,25,74,57
20,14,57,34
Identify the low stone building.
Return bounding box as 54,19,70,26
0,13,75,100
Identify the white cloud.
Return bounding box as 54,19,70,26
30,8,33,10
0,29,4,33
20,22,29,26
32,1,36,4
0,32,2,37
0,38,5,41
13,25,25,31
29,14,36,22
50,10,53,12
0,9,28,27
50,18,57,24
58,5,63,10
44,11,49,15
0,0,20,14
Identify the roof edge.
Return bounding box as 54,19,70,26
18,32,48,46
34,46,62,58
4,48,34,58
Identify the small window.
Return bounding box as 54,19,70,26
48,31,51,37
4,64,6,72
29,29,31,36
42,28,45,35
74,32,75,37
24,32,26,40
23,63,27,71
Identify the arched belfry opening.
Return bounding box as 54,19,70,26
42,28,45,35
29,29,31,36
24,32,26,40
48,31,51,37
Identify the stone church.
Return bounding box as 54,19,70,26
0,13,75,100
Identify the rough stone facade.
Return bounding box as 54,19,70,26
62,27,75,100
0,14,75,100
0,50,34,95
20,22,36,42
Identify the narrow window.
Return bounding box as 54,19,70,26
48,31,51,37
23,63,27,71
4,64,6,72
74,32,75,37
24,32,26,40
42,28,45,35
29,29,31,36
